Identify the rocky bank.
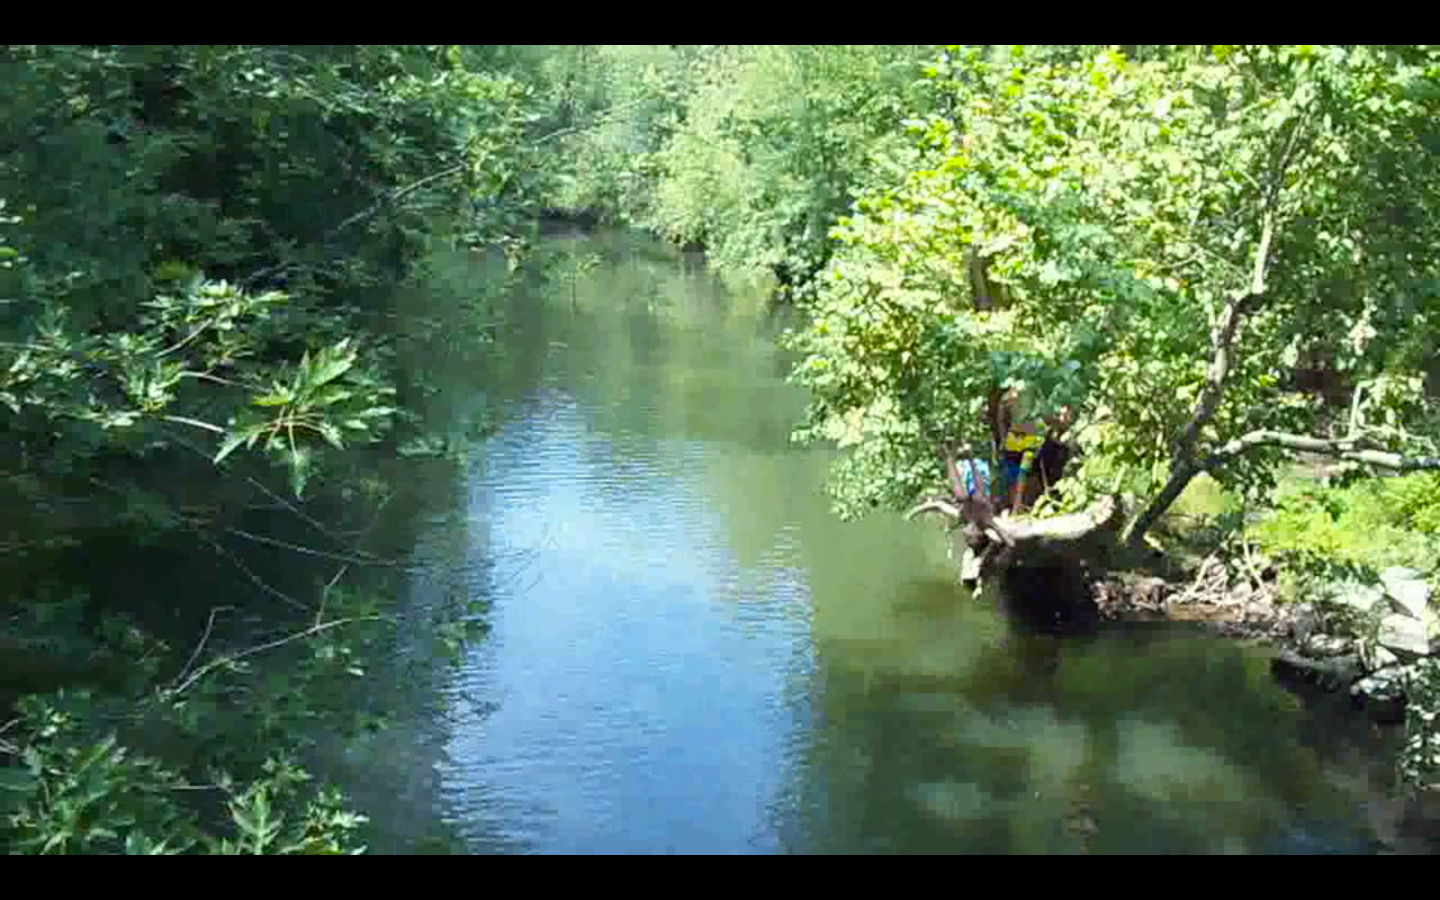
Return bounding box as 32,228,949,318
1090,556,1440,847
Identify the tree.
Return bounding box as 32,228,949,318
788,45,1440,557
645,45,934,296
0,44,556,853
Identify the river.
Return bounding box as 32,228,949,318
327,230,1416,854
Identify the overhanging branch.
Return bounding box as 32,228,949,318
1202,429,1440,473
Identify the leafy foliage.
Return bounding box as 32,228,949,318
1249,474,1440,580
1402,659,1440,792
539,45,935,297
786,45,1440,525
1,694,368,854
0,44,558,853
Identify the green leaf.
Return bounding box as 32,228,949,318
214,431,250,465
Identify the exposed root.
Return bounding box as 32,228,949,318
1090,549,1297,641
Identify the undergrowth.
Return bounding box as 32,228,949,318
1159,469,1440,794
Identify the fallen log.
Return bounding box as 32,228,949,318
906,494,1128,588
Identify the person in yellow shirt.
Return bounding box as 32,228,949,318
1002,418,1044,513
998,387,1075,514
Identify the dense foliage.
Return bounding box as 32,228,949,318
543,45,936,297
786,45,1440,537
5,43,1440,852
0,44,554,854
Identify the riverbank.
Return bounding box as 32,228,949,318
1088,551,1440,852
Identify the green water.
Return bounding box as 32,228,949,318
331,231,1410,854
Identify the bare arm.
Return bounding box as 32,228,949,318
940,443,965,498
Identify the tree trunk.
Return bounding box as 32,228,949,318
907,494,1128,588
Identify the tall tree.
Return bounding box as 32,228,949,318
788,45,1440,548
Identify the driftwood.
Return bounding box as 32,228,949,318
906,494,1127,587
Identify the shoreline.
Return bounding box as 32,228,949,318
1087,557,1440,853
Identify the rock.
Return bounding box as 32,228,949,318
1351,666,1410,724
1378,615,1431,659
1361,640,1402,673
1380,567,1432,620
1329,571,1435,660
960,546,982,587
1333,581,1388,616
1272,649,1362,691
1291,604,1319,643
1305,633,1354,657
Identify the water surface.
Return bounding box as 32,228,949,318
351,232,1409,854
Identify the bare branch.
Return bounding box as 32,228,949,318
164,615,385,698
206,538,311,613
1172,290,1260,464
1129,106,1306,549
1202,429,1440,473
178,371,244,387
323,162,468,242
157,322,212,358
1250,209,1275,297
243,98,653,290
530,97,650,148
160,414,226,435
906,495,962,521
173,606,233,688
316,565,349,628
1,718,21,756
224,526,414,570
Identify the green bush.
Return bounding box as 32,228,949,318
1248,474,1440,578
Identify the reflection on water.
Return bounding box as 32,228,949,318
368,232,1407,854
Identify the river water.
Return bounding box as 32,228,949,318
335,231,1414,854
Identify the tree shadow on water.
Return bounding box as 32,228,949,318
996,563,1100,640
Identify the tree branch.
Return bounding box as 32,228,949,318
1174,291,1261,465
243,98,654,290
205,537,312,613
529,97,650,148
164,614,385,698
1127,112,1301,549
173,606,233,689
322,162,469,243
160,414,226,435
1201,429,1440,473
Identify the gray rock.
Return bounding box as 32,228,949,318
1380,567,1432,620
1291,604,1319,643
1333,581,1388,615
1328,570,1437,659
1362,641,1402,672
1351,666,1410,724
1305,634,1354,657
1272,649,1362,691
1379,614,1432,658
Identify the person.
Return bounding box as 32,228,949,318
937,439,1015,589
1029,405,1076,506
1002,401,1076,514
1001,417,1044,514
